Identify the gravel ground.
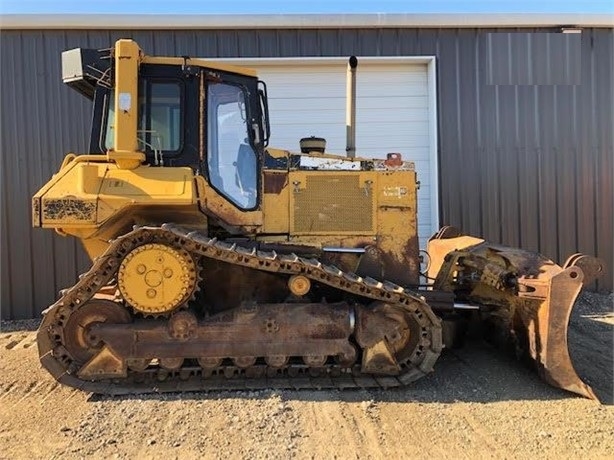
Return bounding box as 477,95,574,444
0,292,612,460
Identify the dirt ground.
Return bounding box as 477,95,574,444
1,292,612,460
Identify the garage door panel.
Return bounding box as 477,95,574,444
356,134,430,149
412,160,431,174
271,108,429,125
273,113,345,126
258,66,346,75
271,131,344,143
267,87,344,98
359,64,426,74
270,133,346,150
274,121,428,136
418,202,431,217
269,97,431,112
271,99,346,111
267,82,428,99
269,101,344,110
357,86,428,98
263,75,344,84
262,66,342,73
264,81,344,91
356,120,429,131
357,96,429,110
357,110,429,123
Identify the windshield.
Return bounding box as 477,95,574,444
207,82,258,209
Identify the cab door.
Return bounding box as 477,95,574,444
196,70,263,233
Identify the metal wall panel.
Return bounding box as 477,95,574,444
486,33,582,85
1,27,611,319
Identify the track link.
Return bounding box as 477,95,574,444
37,224,442,394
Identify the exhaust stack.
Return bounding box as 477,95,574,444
346,56,358,158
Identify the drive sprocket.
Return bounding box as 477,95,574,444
118,243,198,315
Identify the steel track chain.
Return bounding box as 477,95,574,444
37,224,442,394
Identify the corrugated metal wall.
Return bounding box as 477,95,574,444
1,28,612,319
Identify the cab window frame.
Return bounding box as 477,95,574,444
99,78,185,157
205,79,260,211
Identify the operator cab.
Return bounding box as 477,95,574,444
62,45,270,210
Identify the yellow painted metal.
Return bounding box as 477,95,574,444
194,175,262,232
264,147,289,159
59,153,77,169
32,154,109,223
142,56,258,77
262,171,290,234
35,158,196,227
376,170,421,280
108,40,145,170
288,275,311,296
118,243,196,314
427,235,485,281
260,149,290,234
288,171,378,236
32,155,202,259
80,237,114,261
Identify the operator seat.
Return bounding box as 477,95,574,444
234,143,257,207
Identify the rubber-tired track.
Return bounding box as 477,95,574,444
37,224,443,394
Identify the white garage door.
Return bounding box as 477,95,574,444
224,57,438,249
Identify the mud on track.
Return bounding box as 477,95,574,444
1,292,612,460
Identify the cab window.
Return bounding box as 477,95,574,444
104,81,182,153
207,82,258,209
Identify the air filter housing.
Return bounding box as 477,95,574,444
300,136,326,153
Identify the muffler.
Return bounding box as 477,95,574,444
346,56,357,158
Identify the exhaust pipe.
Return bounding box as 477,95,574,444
346,56,358,158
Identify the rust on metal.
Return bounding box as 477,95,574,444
36,224,442,394
168,310,198,341
517,266,597,399
263,171,288,194
287,275,311,296
77,345,127,379
356,236,420,287
384,153,403,167
428,233,602,400
88,302,356,373
563,253,605,287
63,299,132,365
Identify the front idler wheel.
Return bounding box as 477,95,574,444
63,299,132,365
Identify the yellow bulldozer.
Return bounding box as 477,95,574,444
33,39,603,398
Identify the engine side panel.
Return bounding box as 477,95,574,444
287,168,420,285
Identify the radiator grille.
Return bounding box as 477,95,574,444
293,175,373,233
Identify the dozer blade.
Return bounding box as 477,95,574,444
514,265,596,400
428,228,604,400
